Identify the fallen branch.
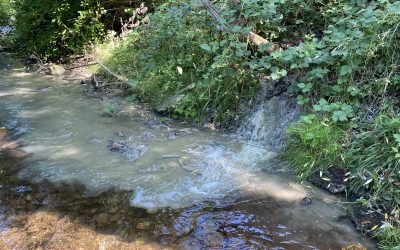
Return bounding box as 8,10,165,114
200,0,280,52
96,60,129,83
65,62,99,70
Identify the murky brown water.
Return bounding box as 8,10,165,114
0,67,376,249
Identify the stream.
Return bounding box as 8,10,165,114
0,66,376,249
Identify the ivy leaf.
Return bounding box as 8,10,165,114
313,104,322,111
297,82,306,89
270,68,287,80
200,44,211,52
258,42,273,53
394,134,400,144
332,110,348,122
302,83,313,93
297,95,309,105
231,25,241,32
340,65,353,76
347,85,360,96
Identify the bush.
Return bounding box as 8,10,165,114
0,0,13,25
14,0,106,59
97,1,259,125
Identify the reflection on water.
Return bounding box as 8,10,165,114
0,69,375,249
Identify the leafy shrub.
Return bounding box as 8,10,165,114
14,0,106,59
0,0,13,25
98,1,259,124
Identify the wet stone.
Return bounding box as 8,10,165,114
327,183,346,194
35,86,52,92
108,206,119,214
15,186,32,193
309,166,349,194
108,140,128,153
143,131,155,139
161,226,171,235
126,145,147,161
300,196,312,206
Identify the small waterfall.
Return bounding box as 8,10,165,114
236,81,299,148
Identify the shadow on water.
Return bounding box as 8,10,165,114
0,68,376,249
0,130,176,249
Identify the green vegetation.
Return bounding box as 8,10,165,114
0,0,13,25
11,0,166,60
6,0,400,247
97,1,260,125
347,115,400,208
283,115,346,178
14,0,105,59
377,220,400,249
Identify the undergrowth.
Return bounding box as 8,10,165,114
97,0,260,125
0,0,13,25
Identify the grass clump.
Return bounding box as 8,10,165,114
347,114,400,208
376,220,400,250
282,114,345,179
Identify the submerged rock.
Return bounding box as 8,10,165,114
108,140,128,153
300,196,312,206
35,86,52,92
108,139,147,161
143,131,155,139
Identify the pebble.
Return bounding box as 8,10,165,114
300,196,312,206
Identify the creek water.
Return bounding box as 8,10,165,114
0,68,375,249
